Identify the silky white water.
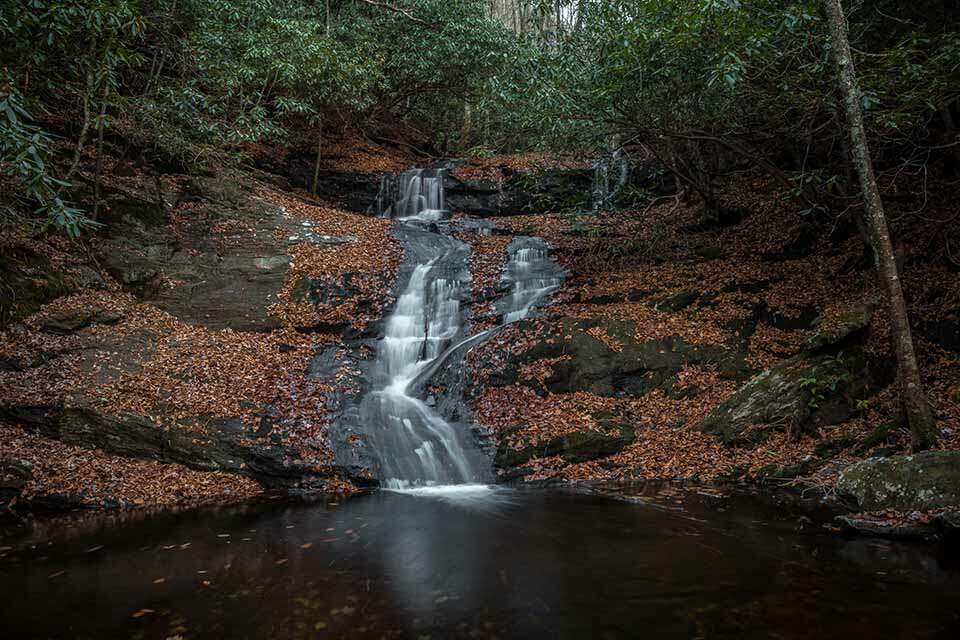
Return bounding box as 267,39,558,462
356,172,565,492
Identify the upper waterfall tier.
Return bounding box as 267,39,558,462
377,168,448,220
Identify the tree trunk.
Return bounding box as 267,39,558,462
92,84,109,221
311,118,323,196
824,0,938,450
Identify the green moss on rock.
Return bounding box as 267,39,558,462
837,452,960,511
696,350,882,446
0,247,75,328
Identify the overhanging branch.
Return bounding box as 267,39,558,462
356,0,433,27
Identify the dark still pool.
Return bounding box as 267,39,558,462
1,485,959,639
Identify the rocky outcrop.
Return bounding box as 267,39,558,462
482,317,752,399
496,421,635,480
804,303,875,352
99,174,297,331
41,307,124,335
697,350,887,446
837,452,960,511
1,405,371,491
0,457,32,508
0,244,76,329
444,167,594,217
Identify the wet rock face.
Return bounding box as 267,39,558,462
443,168,594,217
99,174,292,332
837,452,960,511
696,350,889,446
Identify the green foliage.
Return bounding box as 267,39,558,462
798,354,852,410
0,72,91,237
2,0,958,235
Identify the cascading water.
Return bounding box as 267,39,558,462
498,238,565,324
344,171,565,491
377,168,447,220
592,148,630,211
365,258,480,488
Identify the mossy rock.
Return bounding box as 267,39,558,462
696,350,885,447
495,423,635,473
804,303,874,352
41,307,124,335
653,291,699,313
0,457,33,507
0,246,76,328
837,452,960,511
753,459,817,481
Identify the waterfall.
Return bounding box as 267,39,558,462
376,168,447,220
592,148,630,211
346,172,565,490
498,238,565,324
365,252,480,489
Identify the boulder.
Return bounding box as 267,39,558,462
837,452,960,511
924,308,960,352
697,350,887,446
496,422,635,479
0,457,33,508
486,317,752,399
41,307,125,335
0,245,76,328
804,303,875,352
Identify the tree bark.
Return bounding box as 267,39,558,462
311,118,323,196
824,0,937,450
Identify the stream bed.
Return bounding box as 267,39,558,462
2,484,959,639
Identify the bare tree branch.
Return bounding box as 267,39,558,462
356,0,433,27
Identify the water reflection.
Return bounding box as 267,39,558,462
1,487,959,639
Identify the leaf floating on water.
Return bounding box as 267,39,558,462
314,622,328,630
131,608,155,618
301,543,313,549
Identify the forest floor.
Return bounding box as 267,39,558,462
468,173,960,485
1,138,959,525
